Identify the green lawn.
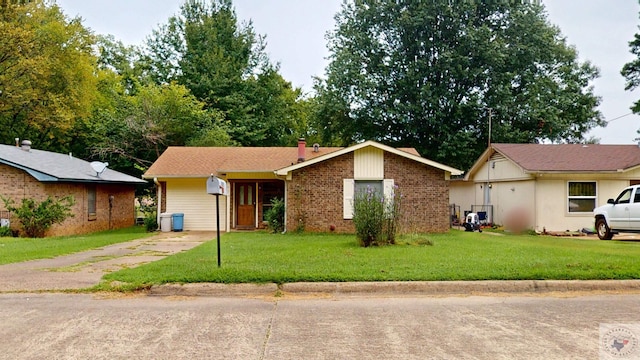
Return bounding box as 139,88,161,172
0,226,150,265
102,230,640,287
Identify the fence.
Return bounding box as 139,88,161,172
449,204,461,227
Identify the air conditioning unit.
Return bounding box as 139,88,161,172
1,219,9,227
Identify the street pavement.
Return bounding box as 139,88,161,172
1,292,639,359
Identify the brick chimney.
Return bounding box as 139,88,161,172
297,138,306,163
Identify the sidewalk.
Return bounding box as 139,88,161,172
0,231,214,292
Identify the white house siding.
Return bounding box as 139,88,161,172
473,153,528,183
534,174,640,232
354,147,384,180
534,179,574,232
165,178,227,231
449,180,475,213
451,154,535,226
490,180,536,227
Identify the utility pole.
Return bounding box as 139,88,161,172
485,108,492,225
488,108,492,147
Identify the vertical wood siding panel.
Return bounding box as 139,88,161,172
354,147,384,180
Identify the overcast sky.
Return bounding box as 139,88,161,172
55,0,640,145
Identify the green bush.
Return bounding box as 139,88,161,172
353,185,403,247
265,198,285,233
353,188,385,247
137,196,158,232
1,196,75,238
144,212,158,232
0,225,12,237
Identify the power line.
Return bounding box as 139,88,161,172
605,112,633,123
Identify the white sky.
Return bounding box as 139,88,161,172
55,0,640,145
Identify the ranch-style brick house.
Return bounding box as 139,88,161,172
143,140,463,233
0,141,147,237
450,143,640,232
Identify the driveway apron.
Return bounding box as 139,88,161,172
0,231,214,292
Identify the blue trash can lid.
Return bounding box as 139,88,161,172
172,213,184,216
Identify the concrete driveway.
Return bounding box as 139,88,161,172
0,231,214,292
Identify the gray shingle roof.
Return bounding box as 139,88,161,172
0,144,147,184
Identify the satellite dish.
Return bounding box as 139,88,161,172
90,161,109,177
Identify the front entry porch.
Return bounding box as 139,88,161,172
231,180,284,230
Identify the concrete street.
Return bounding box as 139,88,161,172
1,292,639,359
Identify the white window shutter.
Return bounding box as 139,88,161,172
383,179,395,200
343,179,355,219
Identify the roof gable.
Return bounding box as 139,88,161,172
275,141,463,176
0,144,146,184
465,143,640,179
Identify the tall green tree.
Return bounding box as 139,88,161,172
88,78,232,174
314,0,603,170
142,0,308,146
0,0,97,151
621,6,640,139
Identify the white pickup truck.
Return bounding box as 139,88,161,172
593,185,640,240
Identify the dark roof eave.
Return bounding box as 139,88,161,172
524,170,626,174
40,178,147,185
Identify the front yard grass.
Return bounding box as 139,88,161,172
0,226,150,265
102,230,640,287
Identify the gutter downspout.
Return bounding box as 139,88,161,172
154,177,161,230
274,170,288,233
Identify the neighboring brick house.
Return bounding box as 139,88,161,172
0,141,147,237
144,140,462,233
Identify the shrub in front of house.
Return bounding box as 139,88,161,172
0,225,12,237
384,185,402,244
137,196,158,232
353,185,403,247
144,213,158,232
1,195,75,238
265,197,285,233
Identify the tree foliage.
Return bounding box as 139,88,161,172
88,75,232,174
314,0,603,170
621,7,640,139
0,0,96,151
142,0,308,146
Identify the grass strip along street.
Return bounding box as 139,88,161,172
100,230,640,288
0,227,150,265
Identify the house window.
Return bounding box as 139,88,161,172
88,185,97,221
568,181,596,213
343,179,394,219
355,180,383,195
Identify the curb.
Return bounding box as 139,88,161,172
149,283,278,297
149,280,640,297
281,280,640,295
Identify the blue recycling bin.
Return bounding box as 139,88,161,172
172,213,184,232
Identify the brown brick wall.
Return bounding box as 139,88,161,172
0,164,137,237
286,153,355,233
384,152,450,233
285,151,450,233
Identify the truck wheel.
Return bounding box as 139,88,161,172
596,218,613,240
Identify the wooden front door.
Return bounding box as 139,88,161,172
236,183,255,228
